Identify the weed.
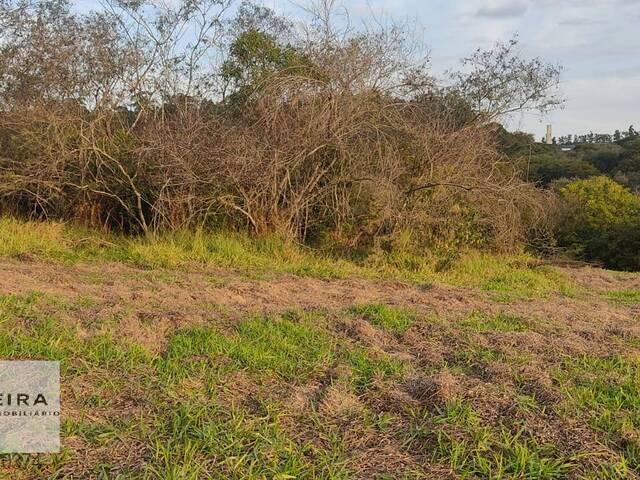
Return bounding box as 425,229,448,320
230,316,335,380
408,401,574,478
556,354,640,469
161,315,334,382
145,401,330,479
0,217,577,298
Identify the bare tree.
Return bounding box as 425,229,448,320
451,35,564,121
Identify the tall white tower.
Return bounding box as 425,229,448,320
545,125,553,145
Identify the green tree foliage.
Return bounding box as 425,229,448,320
501,130,640,192
221,28,305,102
557,177,640,270
614,129,622,142
496,128,599,185
577,144,623,173
492,124,535,156
528,155,599,185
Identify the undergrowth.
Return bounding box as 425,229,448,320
0,216,575,298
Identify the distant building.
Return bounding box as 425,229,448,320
545,125,553,145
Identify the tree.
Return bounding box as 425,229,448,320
0,0,132,107
528,155,599,185
221,28,309,103
557,176,640,270
614,129,622,142
0,0,558,249
451,35,563,122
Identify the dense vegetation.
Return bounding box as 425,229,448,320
496,128,640,269
0,0,562,257
500,130,640,190
556,177,640,270
0,0,637,271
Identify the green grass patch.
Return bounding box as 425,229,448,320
460,311,531,332
146,400,349,479
367,249,576,299
162,312,405,395
230,316,334,380
122,229,361,279
344,348,405,391
0,293,153,371
348,303,415,334
0,298,348,477
0,291,42,323
0,217,83,262
0,217,361,279
159,326,231,384
406,401,575,478
435,252,577,299
161,315,334,383
556,354,640,469
604,290,640,306
0,293,82,360
62,418,124,446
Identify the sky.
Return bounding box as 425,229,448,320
76,0,639,139
265,0,640,139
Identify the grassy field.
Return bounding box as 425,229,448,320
1,217,640,478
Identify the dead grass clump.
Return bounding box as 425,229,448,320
516,365,563,406
318,383,365,420
372,386,420,414
348,443,421,480
339,316,397,351
404,370,461,407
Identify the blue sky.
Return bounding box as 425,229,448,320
265,0,640,139
77,0,639,138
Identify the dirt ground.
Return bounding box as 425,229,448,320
2,257,640,478
0,257,637,351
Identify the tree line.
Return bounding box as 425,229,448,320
549,125,638,145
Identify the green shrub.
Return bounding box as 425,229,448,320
557,176,640,270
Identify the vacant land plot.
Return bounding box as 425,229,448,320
1,219,640,479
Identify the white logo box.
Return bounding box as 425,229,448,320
0,360,60,453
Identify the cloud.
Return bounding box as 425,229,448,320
476,0,529,18
557,18,602,27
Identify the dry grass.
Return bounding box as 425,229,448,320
0,221,640,478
